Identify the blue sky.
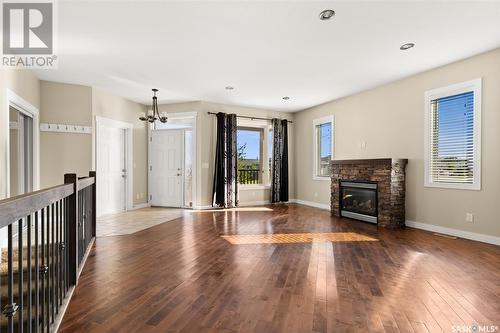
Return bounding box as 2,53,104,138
319,123,332,158
237,124,332,160
238,129,260,159
436,91,473,158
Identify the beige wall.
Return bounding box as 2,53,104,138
158,101,295,207
92,88,148,205
294,48,500,237
40,81,93,187
0,69,40,199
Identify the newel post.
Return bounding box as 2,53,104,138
64,173,78,285
89,171,96,238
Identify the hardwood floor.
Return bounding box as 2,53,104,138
59,204,500,333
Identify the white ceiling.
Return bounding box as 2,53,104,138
34,1,500,112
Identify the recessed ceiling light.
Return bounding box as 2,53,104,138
400,43,415,50
282,96,290,100
319,9,335,20
225,86,234,90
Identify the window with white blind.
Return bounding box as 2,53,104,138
424,79,481,190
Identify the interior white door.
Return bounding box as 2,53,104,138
150,130,183,207
98,125,126,215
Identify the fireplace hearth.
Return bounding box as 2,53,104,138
340,181,378,224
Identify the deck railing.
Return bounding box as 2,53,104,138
0,172,96,333
238,169,260,184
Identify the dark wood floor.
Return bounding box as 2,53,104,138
59,204,500,333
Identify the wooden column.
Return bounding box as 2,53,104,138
64,173,78,285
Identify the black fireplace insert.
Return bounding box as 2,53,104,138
340,180,378,224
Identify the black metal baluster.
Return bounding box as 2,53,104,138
78,192,82,265
40,208,45,333
64,197,68,293
34,212,39,333
27,215,32,333
3,224,17,333
60,199,65,300
44,206,49,332
55,201,59,313
57,200,61,305
18,219,24,333
50,203,55,324
62,198,66,294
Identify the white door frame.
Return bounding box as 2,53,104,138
95,116,133,216
4,89,40,197
148,111,198,208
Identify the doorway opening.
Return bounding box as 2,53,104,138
149,112,197,208
95,116,133,217
9,106,34,196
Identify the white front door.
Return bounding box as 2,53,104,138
150,130,183,207
98,125,126,215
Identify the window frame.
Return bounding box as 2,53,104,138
237,118,271,190
312,115,334,181
424,78,482,190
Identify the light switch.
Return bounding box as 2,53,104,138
202,162,209,169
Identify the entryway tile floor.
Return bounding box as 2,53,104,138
97,207,185,237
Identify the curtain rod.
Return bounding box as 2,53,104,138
207,112,293,123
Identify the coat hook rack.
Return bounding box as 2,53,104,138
40,123,92,134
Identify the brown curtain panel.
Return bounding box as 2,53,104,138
212,112,238,207
271,119,289,203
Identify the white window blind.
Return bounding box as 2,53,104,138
430,91,474,184
425,78,481,190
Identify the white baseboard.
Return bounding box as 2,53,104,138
289,199,330,210
130,203,150,210
193,201,271,209
239,200,270,207
406,220,500,246
193,205,213,210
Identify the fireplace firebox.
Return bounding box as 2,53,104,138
340,181,378,224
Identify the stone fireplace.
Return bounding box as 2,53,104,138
331,158,408,228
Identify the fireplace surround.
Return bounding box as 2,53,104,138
331,158,408,228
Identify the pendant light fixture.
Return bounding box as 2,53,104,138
139,88,168,123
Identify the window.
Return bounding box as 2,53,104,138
237,127,263,184
424,79,481,190
313,116,334,179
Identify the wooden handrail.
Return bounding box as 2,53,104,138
77,177,95,191
0,183,74,229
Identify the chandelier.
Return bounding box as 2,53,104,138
139,88,168,123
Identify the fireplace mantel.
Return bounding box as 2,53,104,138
331,158,408,228
331,158,407,165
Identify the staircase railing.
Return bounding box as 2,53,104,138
0,171,96,333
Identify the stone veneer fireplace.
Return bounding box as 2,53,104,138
331,158,408,228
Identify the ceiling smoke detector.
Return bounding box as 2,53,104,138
400,43,415,50
319,9,335,20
